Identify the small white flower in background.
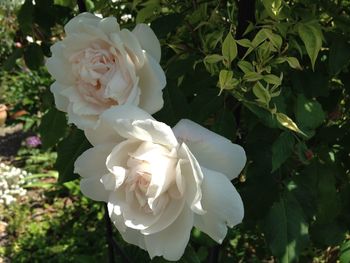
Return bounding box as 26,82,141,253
46,12,166,129
74,105,246,261
0,163,29,205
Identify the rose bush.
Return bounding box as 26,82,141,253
46,12,166,129
74,105,246,261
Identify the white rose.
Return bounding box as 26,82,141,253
74,105,246,261
46,13,166,129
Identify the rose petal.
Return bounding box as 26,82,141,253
194,167,244,243
114,119,178,148
74,144,113,178
129,142,177,199
141,195,185,235
84,105,151,146
120,194,162,231
80,177,109,202
106,140,140,174
66,105,97,130
138,54,166,114
50,82,69,112
178,143,205,215
132,24,161,62
64,12,101,34
46,55,75,85
120,29,145,68
98,16,120,35
108,191,127,232
60,87,106,116
173,119,246,180
144,206,193,261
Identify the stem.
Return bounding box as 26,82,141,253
235,0,256,57
208,245,220,263
104,203,115,263
104,204,132,263
76,0,87,13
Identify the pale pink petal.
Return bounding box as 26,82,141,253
177,143,205,215
114,119,178,148
144,206,193,261
132,24,161,62
98,16,120,35
64,12,101,34
74,144,113,178
80,177,108,202
138,54,166,114
194,167,244,243
50,82,69,112
84,105,150,146
141,196,185,235
120,29,145,68
173,119,246,180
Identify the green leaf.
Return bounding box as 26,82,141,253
136,3,158,23
340,240,350,263
17,0,34,34
178,245,201,263
222,32,237,65
297,22,323,70
315,165,341,224
328,37,350,75
263,74,282,85
235,38,253,48
276,112,305,135
271,131,295,171
151,14,183,38
39,108,67,149
24,43,44,70
295,94,325,130
212,109,236,140
310,222,346,246
204,54,223,64
243,103,278,129
237,60,254,73
285,57,302,70
262,0,283,19
55,129,92,183
3,48,23,70
219,70,234,91
262,192,309,263
243,71,263,82
253,82,271,105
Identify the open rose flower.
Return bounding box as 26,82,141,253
74,106,246,261
46,13,166,129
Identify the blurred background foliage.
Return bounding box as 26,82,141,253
0,0,349,262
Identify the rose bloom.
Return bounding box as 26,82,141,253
74,106,246,261
46,13,166,129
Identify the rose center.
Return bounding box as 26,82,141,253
69,41,132,108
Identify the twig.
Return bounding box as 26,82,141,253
104,203,132,263
208,245,220,263
104,203,115,263
76,0,87,13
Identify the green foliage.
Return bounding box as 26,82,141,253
55,128,91,183
262,192,309,263
1,0,350,262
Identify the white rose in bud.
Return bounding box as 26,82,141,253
74,106,246,261
46,12,166,129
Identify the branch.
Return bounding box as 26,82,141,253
104,204,132,263
235,0,256,57
104,203,115,263
76,0,87,13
